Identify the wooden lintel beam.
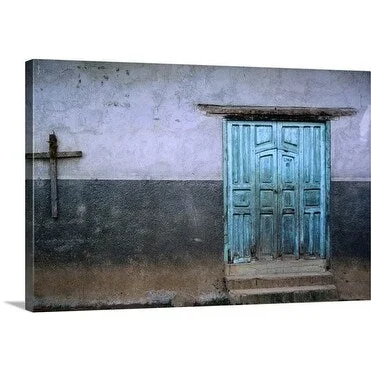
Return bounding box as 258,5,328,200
197,105,357,121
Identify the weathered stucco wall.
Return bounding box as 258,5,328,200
28,60,370,181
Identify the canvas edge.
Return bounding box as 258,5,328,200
25,59,36,311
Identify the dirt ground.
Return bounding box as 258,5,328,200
331,258,370,301
30,257,369,311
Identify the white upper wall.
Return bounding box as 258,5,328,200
28,60,370,180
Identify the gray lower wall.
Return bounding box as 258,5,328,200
30,180,224,265
26,180,226,310
26,179,370,310
331,181,370,259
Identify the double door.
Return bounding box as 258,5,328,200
224,121,329,263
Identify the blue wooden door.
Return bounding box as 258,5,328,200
224,121,329,263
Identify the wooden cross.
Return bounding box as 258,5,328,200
26,132,82,218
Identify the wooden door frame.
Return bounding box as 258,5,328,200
325,121,331,267
196,103,356,266
222,119,332,265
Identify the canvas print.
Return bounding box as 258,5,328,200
25,59,370,311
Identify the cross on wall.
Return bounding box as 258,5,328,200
26,132,83,218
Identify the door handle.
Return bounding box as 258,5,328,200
283,208,295,214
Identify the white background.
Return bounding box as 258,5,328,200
0,1,370,370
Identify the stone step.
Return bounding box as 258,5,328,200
226,259,327,276
225,271,335,290
229,284,338,305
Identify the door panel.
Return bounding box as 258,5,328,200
256,148,278,258
225,121,328,263
278,149,299,256
227,123,254,263
256,124,275,147
299,124,326,257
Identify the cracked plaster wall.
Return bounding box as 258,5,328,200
27,60,370,181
